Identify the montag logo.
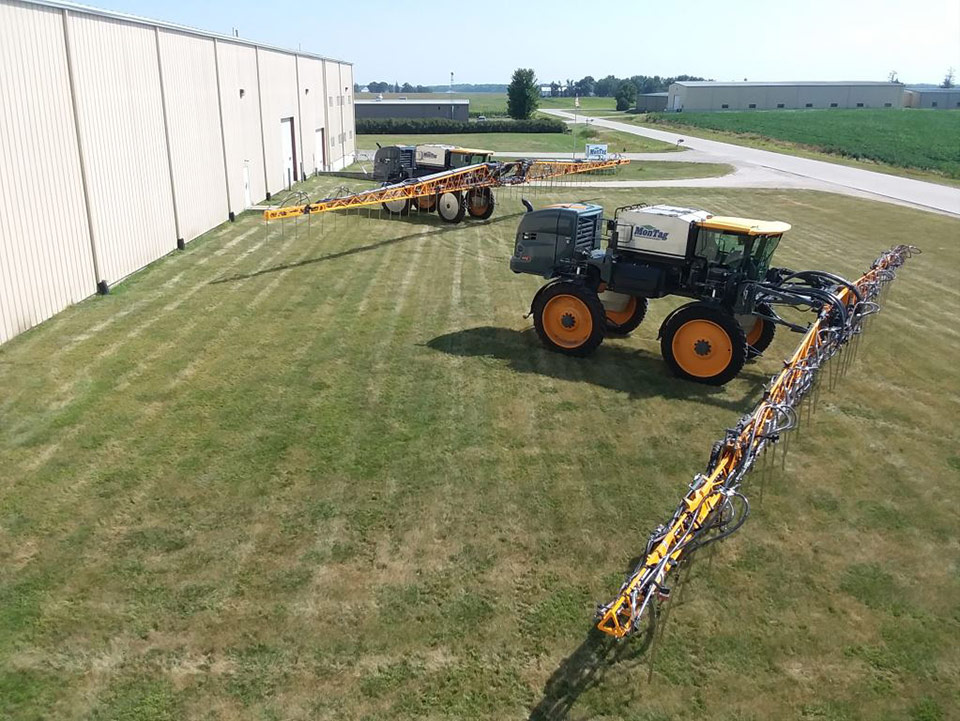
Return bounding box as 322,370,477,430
633,224,669,241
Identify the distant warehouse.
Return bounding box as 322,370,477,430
667,81,905,112
635,92,668,112
903,87,960,109
356,99,469,122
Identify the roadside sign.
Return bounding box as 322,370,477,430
585,144,608,160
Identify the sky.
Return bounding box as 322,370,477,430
85,0,960,86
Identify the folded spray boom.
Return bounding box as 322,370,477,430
596,244,920,639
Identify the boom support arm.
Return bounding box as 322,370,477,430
596,244,919,639
262,158,628,221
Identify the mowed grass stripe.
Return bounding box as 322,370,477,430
0,188,957,720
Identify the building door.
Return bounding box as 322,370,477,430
315,128,326,172
242,163,252,209
672,94,682,111
280,117,296,188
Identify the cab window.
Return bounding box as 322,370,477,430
695,229,749,266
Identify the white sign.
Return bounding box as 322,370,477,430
585,144,608,160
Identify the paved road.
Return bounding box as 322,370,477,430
544,109,960,217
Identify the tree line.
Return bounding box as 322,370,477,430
507,70,707,118
361,82,433,94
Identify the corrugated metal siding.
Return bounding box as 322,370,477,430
297,56,325,175
324,60,343,167
258,49,299,196
68,12,177,284
0,0,353,344
158,30,228,240
0,1,94,343
217,41,265,210
341,63,356,161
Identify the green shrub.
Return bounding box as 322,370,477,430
356,117,567,135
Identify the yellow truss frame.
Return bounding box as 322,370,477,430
596,249,912,639
262,158,629,221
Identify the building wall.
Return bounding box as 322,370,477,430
634,95,668,112
355,102,470,121
0,0,95,344
324,60,345,170
0,0,355,344
668,83,904,111
904,89,960,108
216,40,266,215
158,29,229,241
68,12,178,284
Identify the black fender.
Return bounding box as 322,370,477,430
657,300,725,339
529,276,592,316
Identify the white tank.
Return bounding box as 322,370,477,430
616,205,712,258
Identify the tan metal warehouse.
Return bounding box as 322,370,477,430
0,0,356,344
667,81,905,112
903,88,960,109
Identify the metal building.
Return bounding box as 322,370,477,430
667,81,905,112
0,0,356,344
903,88,960,109
355,99,470,121
634,92,668,112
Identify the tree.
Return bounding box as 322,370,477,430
415,85,432,93
942,67,955,88
507,68,539,119
393,82,400,93
595,75,619,97
615,81,637,110
353,83,361,93
576,75,595,96
550,81,560,97
401,82,415,93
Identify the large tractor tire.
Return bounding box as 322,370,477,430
661,303,747,385
738,304,776,359
437,192,466,223
532,282,606,357
466,187,496,219
382,198,410,215
603,294,648,335
413,194,438,212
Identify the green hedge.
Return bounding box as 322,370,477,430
355,117,567,134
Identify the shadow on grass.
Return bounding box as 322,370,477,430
426,326,766,412
209,210,525,285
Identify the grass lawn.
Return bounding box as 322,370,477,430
357,92,615,116
628,109,960,185
1,180,958,720
357,124,680,154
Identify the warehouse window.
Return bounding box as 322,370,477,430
830,102,838,107
748,103,756,109
805,103,813,107
776,103,784,108
348,130,353,138
329,97,333,107
330,137,335,148
884,103,892,107
956,101,960,107
856,103,864,107
931,101,938,107
721,103,729,109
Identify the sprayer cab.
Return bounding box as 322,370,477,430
510,201,802,385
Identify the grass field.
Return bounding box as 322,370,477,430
357,92,614,116
358,124,680,154
636,109,960,181
1,180,958,720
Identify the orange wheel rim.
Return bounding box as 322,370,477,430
745,317,764,346
671,319,733,377
605,296,637,325
543,295,593,348
418,195,437,210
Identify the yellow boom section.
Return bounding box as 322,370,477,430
596,244,919,639
262,158,629,221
